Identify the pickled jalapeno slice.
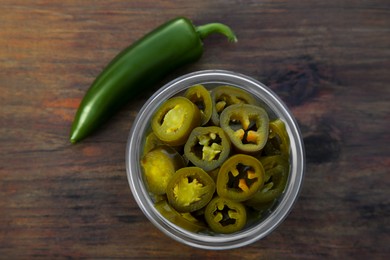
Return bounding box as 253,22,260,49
263,119,290,158
217,154,265,202
155,200,206,232
151,96,201,146
184,126,231,171
210,85,257,125
143,131,164,155
205,196,247,234
184,84,213,125
220,104,269,153
166,167,215,212
246,155,289,207
141,145,186,195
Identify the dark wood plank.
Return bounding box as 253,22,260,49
1,0,389,258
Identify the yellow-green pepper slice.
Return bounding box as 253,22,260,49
184,126,231,171
166,167,215,212
220,103,269,153
142,131,164,155
263,119,290,158
155,200,206,232
205,196,247,234
217,154,265,202
246,155,289,208
210,85,257,126
184,84,213,125
151,96,201,146
141,145,186,195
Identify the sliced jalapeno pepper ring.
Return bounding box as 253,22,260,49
220,103,269,153
205,196,247,234
151,96,201,146
184,84,213,125
246,155,289,207
184,126,231,171
166,167,215,212
210,85,257,125
142,131,164,155
141,145,186,195
263,119,290,158
217,154,265,202
155,200,206,232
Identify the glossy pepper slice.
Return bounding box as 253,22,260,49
155,200,206,232
246,155,289,207
220,103,269,153
166,167,215,212
217,154,265,202
210,85,257,126
70,17,237,143
205,196,247,234
263,119,290,158
184,126,231,171
141,145,185,195
184,85,213,125
142,131,164,155
151,96,201,146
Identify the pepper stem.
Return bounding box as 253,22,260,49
196,23,237,43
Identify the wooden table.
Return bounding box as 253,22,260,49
1,1,389,258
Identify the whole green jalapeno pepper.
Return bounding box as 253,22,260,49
70,17,237,143
166,167,215,213
184,126,231,171
205,196,247,234
220,103,269,153
217,154,265,202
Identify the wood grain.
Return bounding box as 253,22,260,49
1,0,389,259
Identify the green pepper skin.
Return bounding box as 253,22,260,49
70,17,237,143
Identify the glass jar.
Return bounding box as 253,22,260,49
126,70,305,250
